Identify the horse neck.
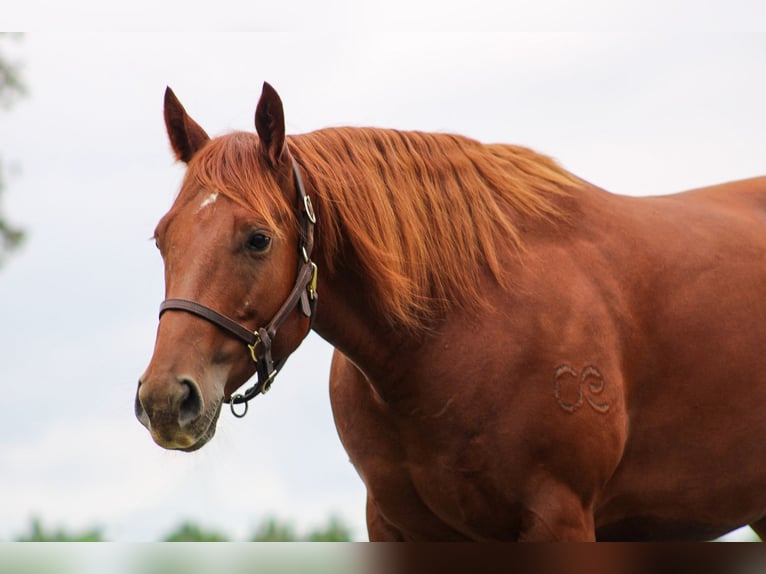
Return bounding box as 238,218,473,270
290,128,578,384
310,249,417,385
301,183,422,385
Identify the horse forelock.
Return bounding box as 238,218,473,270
182,132,295,238
181,127,580,331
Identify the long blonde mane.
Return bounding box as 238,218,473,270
187,128,581,330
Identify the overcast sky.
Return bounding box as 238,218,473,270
1,1,765,541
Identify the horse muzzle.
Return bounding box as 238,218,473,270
134,376,220,451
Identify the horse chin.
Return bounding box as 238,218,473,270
195,400,224,451
178,436,211,453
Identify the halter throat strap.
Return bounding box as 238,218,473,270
158,155,317,416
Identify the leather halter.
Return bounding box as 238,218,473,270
158,155,317,417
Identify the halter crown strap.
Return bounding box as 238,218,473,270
157,153,317,416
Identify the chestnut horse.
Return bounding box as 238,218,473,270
136,82,766,541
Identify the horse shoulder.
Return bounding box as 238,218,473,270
329,350,470,540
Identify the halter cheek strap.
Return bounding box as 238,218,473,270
158,155,317,417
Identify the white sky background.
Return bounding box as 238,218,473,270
1,1,765,541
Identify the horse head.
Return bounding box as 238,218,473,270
135,83,315,451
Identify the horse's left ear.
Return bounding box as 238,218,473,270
255,82,286,166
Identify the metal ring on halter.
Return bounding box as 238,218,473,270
230,396,248,418
304,195,316,224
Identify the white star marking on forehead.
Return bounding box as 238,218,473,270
197,192,219,212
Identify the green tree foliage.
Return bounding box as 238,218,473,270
0,35,26,108
162,521,229,542
0,33,26,266
304,516,353,542
250,515,352,542
15,517,104,542
159,515,354,542
160,515,353,541
250,517,299,542
10,514,352,542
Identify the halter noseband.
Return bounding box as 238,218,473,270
158,155,317,418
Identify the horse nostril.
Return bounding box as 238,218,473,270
178,378,204,427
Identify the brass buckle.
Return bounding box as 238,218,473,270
308,262,318,300
247,332,262,364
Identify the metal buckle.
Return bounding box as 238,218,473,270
247,332,262,364
308,262,318,300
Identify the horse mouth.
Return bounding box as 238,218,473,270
143,400,223,452
177,400,223,452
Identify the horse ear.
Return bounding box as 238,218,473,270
255,82,286,166
163,87,210,164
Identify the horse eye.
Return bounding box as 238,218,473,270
245,233,272,252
